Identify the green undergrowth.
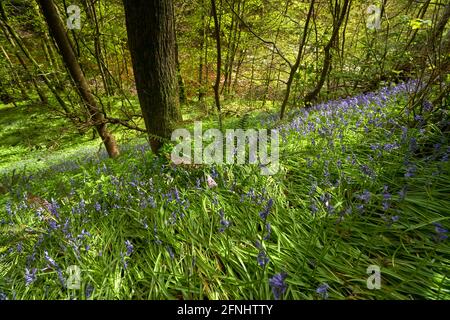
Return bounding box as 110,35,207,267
0,86,449,300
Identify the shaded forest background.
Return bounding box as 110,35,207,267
0,0,448,158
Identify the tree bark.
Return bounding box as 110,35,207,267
122,0,182,153
279,0,315,119
305,0,350,105
37,0,120,158
211,0,223,129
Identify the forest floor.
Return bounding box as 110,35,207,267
0,83,449,300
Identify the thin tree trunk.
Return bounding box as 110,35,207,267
305,0,350,105
280,0,315,119
175,31,187,104
211,0,223,129
37,0,120,158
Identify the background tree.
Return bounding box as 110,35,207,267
37,0,120,158
122,0,182,153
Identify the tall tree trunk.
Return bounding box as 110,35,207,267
280,0,315,119
211,0,223,129
122,0,182,153
37,0,120,158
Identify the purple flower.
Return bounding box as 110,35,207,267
94,202,101,212
383,186,392,200
259,199,274,220
49,199,60,219
269,272,288,300
5,202,12,215
48,220,58,231
25,267,37,286
264,223,272,241
257,251,269,267
85,284,94,298
442,153,449,162
405,165,416,178
125,240,133,256
414,115,424,122
358,190,371,203
44,251,57,267
316,283,329,299
423,100,433,112
166,246,175,259
211,167,219,179
218,209,231,232
360,164,374,178
433,223,448,242
383,143,398,152
409,138,417,152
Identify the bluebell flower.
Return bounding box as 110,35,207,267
85,284,94,298
316,283,329,299
62,218,70,236
269,272,288,300
48,220,58,231
78,229,91,240
56,269,66,287
49,199,60,219
44,251,57,267
358,190,371,203
211,167,219,179
5,201,12,215
423,100,433,112
405,165,416,178
25,267,37,286
0,292,7,300
360,164,374,178
259,199,274,220
125,240,133,256
257,250,269,267
409,138,417,152
218,209,231,232
433,223,448,242
383,186,392,200
94,202,101,212
264,223,272,241
166,246,175,259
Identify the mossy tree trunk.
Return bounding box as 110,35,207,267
122,0,182,153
